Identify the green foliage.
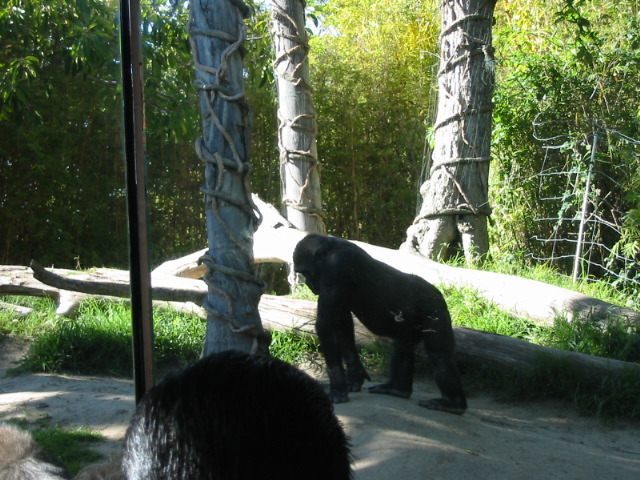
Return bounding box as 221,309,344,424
309,0,440,246
0,0,128,267
491,0,640,288
0,0,209,268
1,0,638,301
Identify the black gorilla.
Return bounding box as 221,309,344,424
122,350,352,480
293,234,467,415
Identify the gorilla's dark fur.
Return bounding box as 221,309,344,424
293,234,467,415
122,350,352,480
0,423,71,480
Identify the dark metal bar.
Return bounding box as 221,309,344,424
119,0,155,402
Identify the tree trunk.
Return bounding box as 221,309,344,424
188,0,268,355
270,0,325,234
405,0,496,263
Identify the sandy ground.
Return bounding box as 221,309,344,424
1,337,640,479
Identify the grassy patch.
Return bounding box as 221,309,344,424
442,285,543,341
539,314,640,362
290,283,318,302
32,425,104,474
0,296,59,337
2,267,639,420
2,297,204,377
269,328,320,365
6,420,105,475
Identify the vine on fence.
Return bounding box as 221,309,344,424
531,117,640,290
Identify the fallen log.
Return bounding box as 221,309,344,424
0,265,61,299
29,260,206,305
150,196,306,279
260,295,640,390
0,301,32,317
1,264,206,318
8,262,638,389
152,196,640,327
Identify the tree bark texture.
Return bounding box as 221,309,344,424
188,0,267,355
270,0,325,234
406,0,496,262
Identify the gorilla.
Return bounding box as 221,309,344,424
122,350,352,480
0,422,71,480
293,234,467,415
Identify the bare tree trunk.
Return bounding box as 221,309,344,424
270,0,325,234
189,0,268,355
405,0,496,263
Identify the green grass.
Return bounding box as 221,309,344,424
269,329,320,365
2,264,639,420
540,314,640,362
6,420,105,475
1,297,204,376
32,425,104,474
442,285,544,341
290,283,318,301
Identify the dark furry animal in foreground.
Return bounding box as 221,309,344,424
293,234,467,415
0,423,71,480
122,350,352,480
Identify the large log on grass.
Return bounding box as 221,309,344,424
4,197,637,327
261,296,640,390
3,262,639,387
151,196,640,327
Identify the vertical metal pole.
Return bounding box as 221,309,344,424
572,132,598,284
119,0,154,402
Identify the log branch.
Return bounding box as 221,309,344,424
30,260,207,305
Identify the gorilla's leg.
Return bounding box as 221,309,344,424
368,338,416,398
420,334,467,415
316,301,354,403
335,311,371,392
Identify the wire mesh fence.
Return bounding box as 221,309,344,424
530,116,640,289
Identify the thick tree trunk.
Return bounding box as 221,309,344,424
270,0,325,234
188,0,267,355
405,0,496,263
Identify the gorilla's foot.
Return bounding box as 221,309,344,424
347,370,371,392
368,383,411,399
329,390,350,404
418,398,466,415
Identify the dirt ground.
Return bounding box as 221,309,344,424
1,337,639,480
